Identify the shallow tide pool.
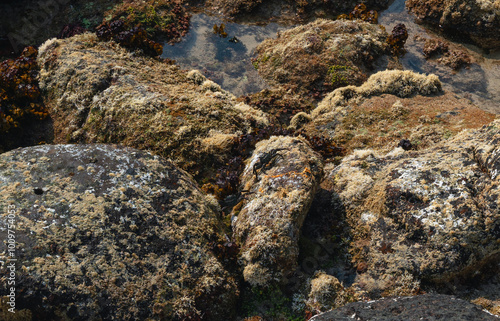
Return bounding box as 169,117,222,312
162,14,290,97
163,3,500,114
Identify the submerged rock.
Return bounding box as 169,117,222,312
326,119,500,297
311,294,500,320
232,136,323,286
0,144,238,320
37,33,268,177
253,19,388,100
406,0,500,49
291,70,495,153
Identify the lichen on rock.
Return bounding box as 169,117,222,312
36,33,269,179
232,136,324,286
406,0,500,49
291,69,495,153
325,119,500,298
253,19,388,100
0,144,238,320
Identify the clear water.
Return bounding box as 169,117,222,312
161,14,290,97
379,0,500,114
163,5,500,114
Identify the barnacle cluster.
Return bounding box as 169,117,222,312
0,46,48,133
105,0,190,43
337,4,378,24
96,20,163,56
387,23,408,56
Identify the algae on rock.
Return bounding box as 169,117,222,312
37,33,269,178
0,144,238,320
232,136,324,287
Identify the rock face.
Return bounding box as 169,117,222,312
37,33,268,177
291,70,496,153
0,144,238,320
326,119,500,297
311,294,500,320
253,19,388,99
232,136,323,286
406,0,500,49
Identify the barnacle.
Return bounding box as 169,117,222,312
95,20,163,56
0,46,48,134
387,23,408,56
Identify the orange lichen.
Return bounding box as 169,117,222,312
0,46,48,133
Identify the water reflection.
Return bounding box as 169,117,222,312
379,0,500,114
162,14,289,97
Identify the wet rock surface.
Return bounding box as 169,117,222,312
311,294,500,320
406,0,500,49
37,33,268,177
253,19,388,100
291,70,495,153
232,136,323,286
0,144,238,320
325,119,500,298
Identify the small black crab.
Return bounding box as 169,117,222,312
253,148,287,179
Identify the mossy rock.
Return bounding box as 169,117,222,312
0,144,238,320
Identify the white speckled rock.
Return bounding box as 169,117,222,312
232,136,324,286
326,118,500,296
0,144,238,320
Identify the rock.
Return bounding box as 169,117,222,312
253,19,388,100
0,144,238,320
291,70,495,153
202,0,390,21
325,119,500,298
306,271,347,313
232,136,323,286
406,0,500,49
37,33,269,178
310,294,500,320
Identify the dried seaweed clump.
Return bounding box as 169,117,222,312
0,46,48,133
96,20,163,56
337,4,379,24
387,23,408,56
104,0,190,43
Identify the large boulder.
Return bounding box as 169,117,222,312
0,144,238,320
37,33,269,177
232,136,324,286
291,70,496,154
253,19,388,100
311,294,500,320
407,0,500,49
326,118,500,297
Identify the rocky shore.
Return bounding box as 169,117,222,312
1,0,500,320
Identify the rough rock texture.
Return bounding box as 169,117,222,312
311,294,500,320
232,136,324,286
37,33,269,177
202,0,390,22
253,19,388,100
306,271,347,313
406,0,500,49
291,70,496,153
0,144,238,320
325,119,500,298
